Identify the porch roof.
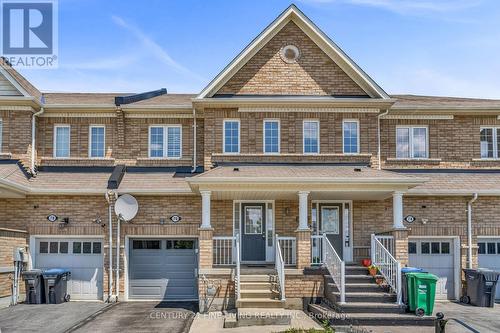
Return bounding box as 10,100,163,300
187,165,426,200
117,169,194,195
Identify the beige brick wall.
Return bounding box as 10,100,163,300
381,116,500,169
203,108,378,169
217,21,367,96
0,229,28,298
0,109,32,164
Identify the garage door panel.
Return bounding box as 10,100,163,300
129,239,198,300
35,238,103,301
478,238,500,300
409,238,456,300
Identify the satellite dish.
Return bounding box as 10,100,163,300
114,194,138,222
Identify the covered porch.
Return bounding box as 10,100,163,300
188,165,426,270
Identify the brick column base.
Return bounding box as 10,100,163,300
295,229,311,270
392,228,409,267
199,228,214,269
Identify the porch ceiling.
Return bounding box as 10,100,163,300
208,189,396,200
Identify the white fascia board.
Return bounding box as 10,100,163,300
197,5,389,99
407,190,500,196
0,67,31,97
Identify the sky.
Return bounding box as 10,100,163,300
15,0,500,98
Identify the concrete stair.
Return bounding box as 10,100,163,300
224,308,292,328
314,264,436,327
236,273,285,309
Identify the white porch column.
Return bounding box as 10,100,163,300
393,191,405,229
298,191,310,230
200,190,212,229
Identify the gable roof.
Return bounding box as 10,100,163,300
197,5,389,99
0,58,42,100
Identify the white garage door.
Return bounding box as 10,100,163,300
478,238,500,300
129,239,198,300
35,238,103,300
409,238,456,300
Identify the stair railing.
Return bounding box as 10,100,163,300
371,234,402,304
322,233,345,304
275,234,286,301
235,233,241,302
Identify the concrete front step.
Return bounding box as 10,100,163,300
239,274,276,283
344,274,378,284
236,298,285,308
240,282,274,290
224,308,292,328
344,266,369,274
330,291,397,303
309,303,435,327
330,282,384,293
240,289,279,299
337,302,406,314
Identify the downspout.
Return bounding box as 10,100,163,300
192,108,197,172
467,193,478,269
116,206,121,301
105,190,114,302
31,107,44,175
377,109,389,170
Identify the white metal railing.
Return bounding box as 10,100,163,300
235,233,241,301
371,234,402,304
322,234,345,304
275,234,286,301
311,235,324,265
374,235,395,256
277,236,296,266
213,236,235,265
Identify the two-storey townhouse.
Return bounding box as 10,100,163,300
1,5,499,322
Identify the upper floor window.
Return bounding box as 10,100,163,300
480,127,500,159
149,125,182,158
303,120,319,154
54,125,70,158
396,126,428,159
343,120,359,154
89,125,105,158
263,120,280,154
223,120,240,154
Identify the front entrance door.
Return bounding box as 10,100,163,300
319,203,343,258
241,203,266,262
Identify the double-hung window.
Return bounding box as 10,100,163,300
223,120,240,154
396,126,428,159
263,120,280,154
148,125,182,158
54,125,70,158
480,127,500,159
343,120,359,154
303,120,319,154
89,125,105,158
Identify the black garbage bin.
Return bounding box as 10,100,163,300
42,268,71,304
462,268,500,307
22,269,45,304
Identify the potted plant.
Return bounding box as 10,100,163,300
375,276,384,285
361,259,372,267
368,265,378,276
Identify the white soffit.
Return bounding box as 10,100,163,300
383,114,454,120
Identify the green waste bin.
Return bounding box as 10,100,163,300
406,272,439,316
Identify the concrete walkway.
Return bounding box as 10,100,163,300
189,310,322,333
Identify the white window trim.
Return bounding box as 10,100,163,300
303,119,320,155
223,119,240,154
395,125,429,159
263,119,280,154
480,127,499,159
53,124,71,158
88,125,106,159
342,119,360,154
148,125,183,159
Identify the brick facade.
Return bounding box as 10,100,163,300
0,228,28,298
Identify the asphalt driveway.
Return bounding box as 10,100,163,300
72,301,197,333
0,302,109,333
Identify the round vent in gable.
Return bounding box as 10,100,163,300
280,44,300,63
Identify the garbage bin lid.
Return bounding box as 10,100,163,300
22,269,43,276
478,268,500,281
402,267,424,273
409,272,439,281
43,268,70,275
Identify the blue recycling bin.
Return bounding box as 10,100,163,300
42,268,71,304
402,267,425,310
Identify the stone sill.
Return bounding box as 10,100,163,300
471,159,500,162
212,153,372,164
0,153,12,160
213,153,372,157
386,158,442,164
40,157,115,167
